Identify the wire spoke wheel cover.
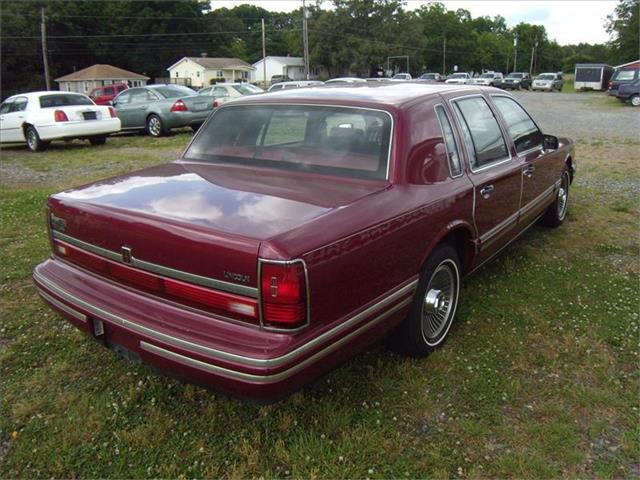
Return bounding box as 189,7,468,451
557,171,569,220
421,258,459,346
148,116,162,136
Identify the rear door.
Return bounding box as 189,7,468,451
449,94,522,258
0,97,27,142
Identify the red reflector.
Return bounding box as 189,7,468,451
55,240,107,272
165,278,257,318
109,263,161,292
108,106,117,118
260,261,307,327
54,110,69,122
170,99,188,112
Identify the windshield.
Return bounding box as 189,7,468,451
451,73,467,79
480,73,495,78
537,74,555,80
507,73,524,79
185,105,392,180
231,84,263,95
39,94,94,108
612,70,636,81
152,86,196,98
421,73,436,79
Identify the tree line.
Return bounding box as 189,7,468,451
1,0,637,97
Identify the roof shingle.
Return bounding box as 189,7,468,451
55,64,149,82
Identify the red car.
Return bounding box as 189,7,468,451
33,84,575,401
88,83,128,105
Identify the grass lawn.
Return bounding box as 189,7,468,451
1,124,638,478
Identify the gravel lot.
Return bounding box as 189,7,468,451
513,90,639,141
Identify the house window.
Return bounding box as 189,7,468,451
84,81,90,91
217,70,224,78
196,72,200,77
175,72,179,78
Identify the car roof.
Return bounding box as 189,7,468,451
226,82,490,109
3,91,89,101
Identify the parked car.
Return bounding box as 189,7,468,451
473,72,504,87
392,73,412,80
419,72,444,82
34,83,575,401
616,78,640,106
532,72,564,92
445,73,472,85
88,83,129,105
112,85,214,136
197,83,264,105
607,68,639,96
325,77,367,84
271,74,293,84
268,80,324,92
0,91,120,152
501,72,532,90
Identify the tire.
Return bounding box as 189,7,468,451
191,124,202,133
541,169,570,228
146,114,166,137
391,244,461,357
89,136,106,146
630,95,640,107
25,126,48,152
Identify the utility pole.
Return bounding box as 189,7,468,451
261,18,267,88
41,7,51,90
529,38,538,74
302,0,310,80
513,33,518,72
442,37,446,75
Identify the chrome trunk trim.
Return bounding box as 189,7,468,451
51,230,258,298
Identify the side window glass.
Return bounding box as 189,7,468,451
214,87,229,97
453,96,509,170
13,98,28,112
0,101,13,114
129,89,149,104
492,96,543,154
104,87,114,96
115,91,131,104
435,105,462,177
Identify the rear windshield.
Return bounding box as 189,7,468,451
231,84,262,95
507,73,524,79
39,94,93,108
152,86,196,98
451,73,467,78
612,69,637,81
538,74,555,80
185,105,392,180
480,73,495,78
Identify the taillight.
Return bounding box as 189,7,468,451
609,81,613,88
213,100,220,108
260,261,307,328
108,106,117,118
54,110,69,122
165,278,257,318
170,99,188,112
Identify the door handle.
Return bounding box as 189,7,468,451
523,165,535,177
480,184,494,198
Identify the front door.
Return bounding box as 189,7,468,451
490,94,562,224
449,94,522,260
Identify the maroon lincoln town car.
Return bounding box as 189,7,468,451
34,83,575,401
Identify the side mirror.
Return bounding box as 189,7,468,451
543,134,559,151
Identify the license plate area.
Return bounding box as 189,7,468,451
193,102,207,111
83,111,97,120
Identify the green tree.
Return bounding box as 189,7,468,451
606,0,640,65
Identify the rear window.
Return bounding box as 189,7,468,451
575,68,602,82
152,86,195,98
231,84,262,95
185,105,392,180
39,94,93,108
612,70,637,81
538,74,556,80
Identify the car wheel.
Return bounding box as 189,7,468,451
89,136,106,146
541,169,570,228
146,114,165,137
631,95,640,107
391,244,461,357
25,126,48,152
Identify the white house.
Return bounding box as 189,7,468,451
250,56,328,83
166,56,255,88
55,64,149,94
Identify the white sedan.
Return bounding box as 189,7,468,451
445,73,472,85
0,91,121,152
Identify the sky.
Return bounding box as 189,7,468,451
209,0,618,45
